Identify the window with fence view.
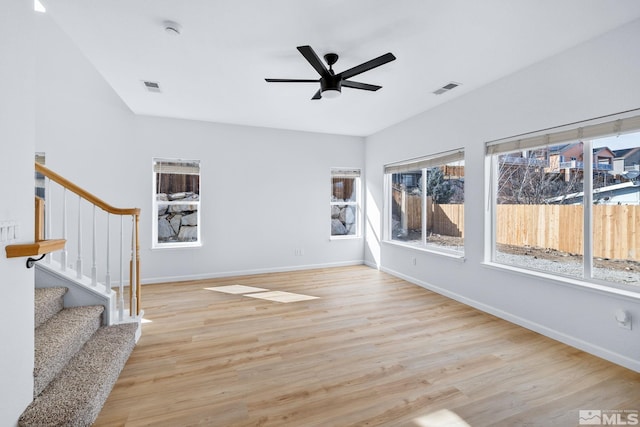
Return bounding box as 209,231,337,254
488,114,640,288
385,150,465,255
153,158,201,248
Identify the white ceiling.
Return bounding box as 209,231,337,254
41,0,640,137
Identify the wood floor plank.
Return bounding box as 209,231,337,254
95,265,640,426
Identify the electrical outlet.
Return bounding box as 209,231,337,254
412,257,417,265
294,248,304,256
615,309,632,330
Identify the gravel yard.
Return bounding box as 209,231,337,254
495,245,640,286
423,234,640,287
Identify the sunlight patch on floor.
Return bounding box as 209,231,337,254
204,285,269,294
244,290,320,303
412,409,470,427
204,285,319,303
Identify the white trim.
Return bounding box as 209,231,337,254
141,260,365,284
382,240,465,261
583,139,594,279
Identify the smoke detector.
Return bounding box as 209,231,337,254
163,20,182,36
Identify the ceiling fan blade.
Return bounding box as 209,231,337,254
297,45,329,77
339,52,396,80
311,89,322,100
342,80,382,91
265,78,318,83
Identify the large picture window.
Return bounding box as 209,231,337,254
153,158,201,248
330,168,361,238
487,113,640,289
384,149,465,255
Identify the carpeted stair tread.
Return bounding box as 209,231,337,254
19,323,138,427
35,287,67,329
34,305,104,397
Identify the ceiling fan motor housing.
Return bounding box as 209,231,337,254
321,74,342,96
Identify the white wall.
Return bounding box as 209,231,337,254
33,0,640,377
134,117,364,282
35,13,365,284
365,19,640,371
0,1,36,424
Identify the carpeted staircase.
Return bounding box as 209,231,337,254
19,287,137,427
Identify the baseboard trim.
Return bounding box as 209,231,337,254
142,260,365,285
380,266,640,373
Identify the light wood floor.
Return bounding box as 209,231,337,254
95,266,640,427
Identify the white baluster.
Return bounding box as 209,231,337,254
45,177,52,264
76,196,83,279
130,215,137,318
105,213,111,294
91,204,97,286
61,188,67,271
119,215,124,322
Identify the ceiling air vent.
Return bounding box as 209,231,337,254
433,82,460,95
142,80,162,93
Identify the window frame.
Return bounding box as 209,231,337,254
330,168,362,239
485,111,640,292
383,149,465,257
152,158,202,249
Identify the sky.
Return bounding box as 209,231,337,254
594,132,640,150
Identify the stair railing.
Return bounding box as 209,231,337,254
35,162,141,319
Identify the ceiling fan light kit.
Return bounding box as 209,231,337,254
320,76,342,99
266,45,396,100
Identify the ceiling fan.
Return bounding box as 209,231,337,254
265,45,396,100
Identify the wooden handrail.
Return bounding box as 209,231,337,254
35,161,142,321
36,162,140,216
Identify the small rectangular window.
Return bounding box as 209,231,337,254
152,158,201,248
330,168,361,238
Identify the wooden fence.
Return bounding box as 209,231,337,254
392,189,464,237
392,188,639,261
497,204,639,261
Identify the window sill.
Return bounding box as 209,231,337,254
330,235,362,241
152,242,202,250
482,261,640,301
382,240,466,262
